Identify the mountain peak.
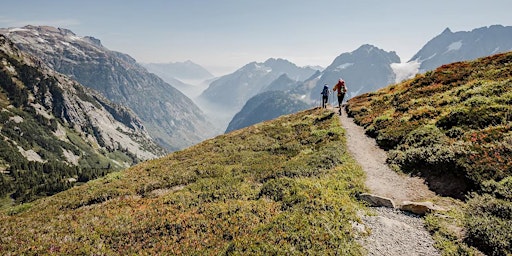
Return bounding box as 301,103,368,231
441,27,453,34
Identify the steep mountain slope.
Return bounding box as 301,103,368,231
346,51,512,255
0,108,367,255
225,90,311,133
0,25,216,151
410,25,512,73
0,35,164,203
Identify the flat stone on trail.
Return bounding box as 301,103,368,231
358,193,396,208
400,201,446,216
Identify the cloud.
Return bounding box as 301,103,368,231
391,61,420,83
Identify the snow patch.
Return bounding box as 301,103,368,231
416,53,437,63
68,35,82,41
446,41,462,52
335,63,354,71
391,61,420,83
8,28,29,32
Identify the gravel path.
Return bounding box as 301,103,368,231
337,107,440,256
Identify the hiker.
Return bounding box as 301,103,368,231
321,84,329,108
333,78,347,115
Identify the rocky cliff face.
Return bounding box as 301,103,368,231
1,25,217,151
0,34,164,166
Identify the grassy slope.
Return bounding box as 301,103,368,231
0,108,367,255
346,52,512,255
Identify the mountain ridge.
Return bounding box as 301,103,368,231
410,24,512,72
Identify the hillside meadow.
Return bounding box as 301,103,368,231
346,52,512,256
0,108,368,255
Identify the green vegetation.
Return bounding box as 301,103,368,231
0,45,147,206
0,108,367,255
346,52,512,255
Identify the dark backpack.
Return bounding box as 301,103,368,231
322,86,329,96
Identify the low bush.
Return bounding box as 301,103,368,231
464,177,512,256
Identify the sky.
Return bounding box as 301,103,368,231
1,0,512,76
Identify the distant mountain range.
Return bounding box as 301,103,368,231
197,58,316,129
410,25,512,72
143,60,214,81
199,58,316,110
0,25,217,151
142,60,214,99
224,45,400,133
219,25,512,133
305,44,400,101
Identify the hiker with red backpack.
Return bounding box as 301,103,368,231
333,79,347,115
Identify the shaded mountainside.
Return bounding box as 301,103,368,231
225,90,311,133
0,35,165,204
0,25,217,151
346,51,512,256
411,25,512,73
0,108,367,255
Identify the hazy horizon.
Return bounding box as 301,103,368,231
2,0,512,76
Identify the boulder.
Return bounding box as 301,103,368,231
399,201,445,215
357,193,396,208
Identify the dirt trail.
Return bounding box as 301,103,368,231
336,107,440,256
338,108,436,203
